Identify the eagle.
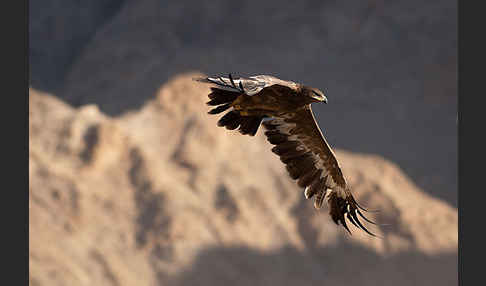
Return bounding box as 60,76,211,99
194,74,377,236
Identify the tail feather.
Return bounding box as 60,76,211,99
218,110,240,127
207,88,239,104
216,110,264,136
195,76,264,136
238,116,265,136
208,103,232,114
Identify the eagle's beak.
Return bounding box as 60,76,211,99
310,89,327,103
314,94,327,104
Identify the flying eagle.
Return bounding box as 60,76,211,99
195,74,376,236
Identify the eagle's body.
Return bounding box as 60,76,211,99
195,74,376,235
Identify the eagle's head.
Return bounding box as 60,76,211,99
303,87,328,104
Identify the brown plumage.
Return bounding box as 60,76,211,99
195,74,377,236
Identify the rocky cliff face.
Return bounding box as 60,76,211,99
29,73,457,286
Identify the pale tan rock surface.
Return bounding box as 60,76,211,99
29,73,457,286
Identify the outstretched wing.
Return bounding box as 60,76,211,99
262,105,376,235
194,74,299,96
194,74,299,136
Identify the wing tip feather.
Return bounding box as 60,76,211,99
327,191,380,237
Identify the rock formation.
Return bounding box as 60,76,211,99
29,73,457,286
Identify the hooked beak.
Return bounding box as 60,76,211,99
322,95,328,104
310,88,328,104
312,93,327,104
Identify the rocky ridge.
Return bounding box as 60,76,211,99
29,73,457,286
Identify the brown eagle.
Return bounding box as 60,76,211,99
195,74,376,236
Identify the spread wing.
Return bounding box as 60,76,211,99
194,74,299,96
262,105,376,235
194,74,300,137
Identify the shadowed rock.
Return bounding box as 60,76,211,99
29,74,457,286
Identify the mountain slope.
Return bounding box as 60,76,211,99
29,73,457,286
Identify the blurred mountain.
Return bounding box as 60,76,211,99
29,74,457,286
29,0,457,206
